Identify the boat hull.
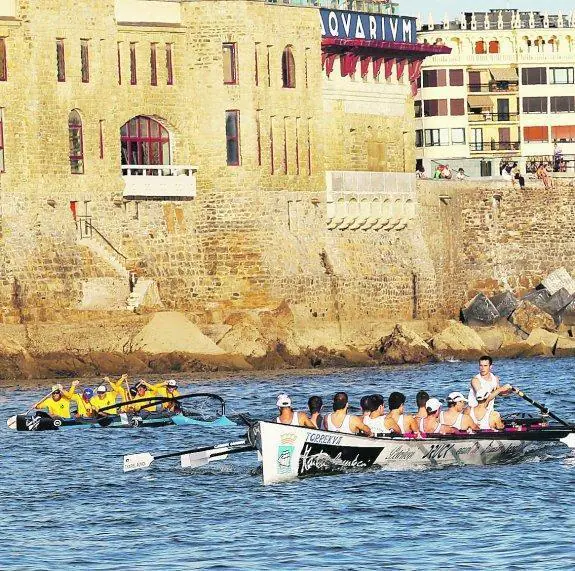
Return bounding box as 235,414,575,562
252,421,571,485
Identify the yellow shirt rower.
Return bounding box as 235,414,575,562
71,387,96,417
129,380,160,413
35,382,78,418
152,379,181,411
90,385,118,414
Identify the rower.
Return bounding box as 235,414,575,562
129,380,160,413
470,389,504,430
387,392,419,435
414,390,430,425
90,384,118,415
323,392,372,436
35,382,77,418
363,394,401,435
421,398,453,434
152,379,181,411
71,387,96,418
106,374,130,403
360,395,371,416
307,395,324,429
276,393,315,428
468,355,512,411
440,392,478,432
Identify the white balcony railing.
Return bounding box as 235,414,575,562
122,165,197,200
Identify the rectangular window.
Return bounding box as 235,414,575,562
424,128,448,146
223,43,237,85
450,98,465,116
551,96,575,113
56,39,66,82
0,38,7,81
256,109,262,166
99,120,104,159
0,109,4,171
522,67,547,85
523,126,549,142
550,67,574,84
424,99,448,117
449,69,464,86
117,42,122,85
166,43,173,85
552,125,575,142
451,128,466,144
414,100,422,118
255,43,260,86
130,42,137,85
415,129,423,148
150,43,158,86
81,39,89,83
225,110,240,166
468,71,482,92
522,97,547,113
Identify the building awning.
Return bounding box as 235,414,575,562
468,95,493,108
490,68,518,82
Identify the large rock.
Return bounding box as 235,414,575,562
431,321,486,357
561,301,575,326
508,300,556,335
371,324,436,365
523,288,574,321
525,328,559,350
130,312,226,355
490,291,519,319
554,336,575,357
461,293,500,326
475,327,505,352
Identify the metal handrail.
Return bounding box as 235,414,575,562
468,82,519,93
470,141,521,151
80,218,127,261
468,112,519,122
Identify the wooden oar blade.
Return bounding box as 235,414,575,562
560,433,575,448
123,452,155,472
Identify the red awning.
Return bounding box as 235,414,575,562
321,37,451,57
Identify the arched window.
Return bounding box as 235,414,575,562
281,46,295,88
475,40,486,54
68,109,84,174
488,40,500,54
120,115,170,165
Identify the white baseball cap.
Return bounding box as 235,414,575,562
167,380,178,388
276,393,292,408
447,392,467,404
426,398,442,412
96,385,107,393
51,384,62,393
476,389,491,402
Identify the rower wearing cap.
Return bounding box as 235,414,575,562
129,380,160,413
70,386,96,418
363,394,401,435
421,398,453,434
469,389,505,430
35,382,77,418
387,392,419,435
440,392,478,432
152,379,181,411
276,394,316,428
323,392,373,436
90,384,118,415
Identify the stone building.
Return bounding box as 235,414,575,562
0,0,448,335
415,10,575,177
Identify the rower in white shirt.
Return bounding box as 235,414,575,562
324,392,372,436
276,393,316,428
362,394,401,435
468,355,512,411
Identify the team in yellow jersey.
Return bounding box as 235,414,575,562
33,376,181,419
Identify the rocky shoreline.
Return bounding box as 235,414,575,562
1,306,574,386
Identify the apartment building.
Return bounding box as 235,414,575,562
415,10,575,177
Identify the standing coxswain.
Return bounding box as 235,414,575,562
276,393,316,428
468,356,512,410
323,392,373,436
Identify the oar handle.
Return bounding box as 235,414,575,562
155,440,248,461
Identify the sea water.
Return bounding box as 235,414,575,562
1,357,574,570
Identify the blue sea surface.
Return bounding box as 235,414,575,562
1,358,574,570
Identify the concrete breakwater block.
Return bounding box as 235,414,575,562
489,291,519,319
461,293,500,325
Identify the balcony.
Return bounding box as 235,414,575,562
468,82,519,94
122,165,197,200
470,142,521,153
468,112,519,123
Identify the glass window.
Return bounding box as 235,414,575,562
150,43,157,86
550,67,574,84
449,69,464,86
414,100,422,118
522,97,548,113
422,70,437,87
424,99,448,117
552,125,575,142
415,129,423,148
551,96,575,113
451,128,466,144
56,39,65,82
120,116,170,166
450,99,465,116
282,46,295,88
68,110,84,174
521,67,547,85
81,39,89,83
130,42,137,85
223,43,237,85
0,38,7,81
226,110,240,166
424,128,448,146
166,43,173,85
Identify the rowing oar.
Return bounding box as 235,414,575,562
123,440,254,472
7,390,54,430
512,387,574,429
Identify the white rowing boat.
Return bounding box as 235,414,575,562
250,420,575,485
